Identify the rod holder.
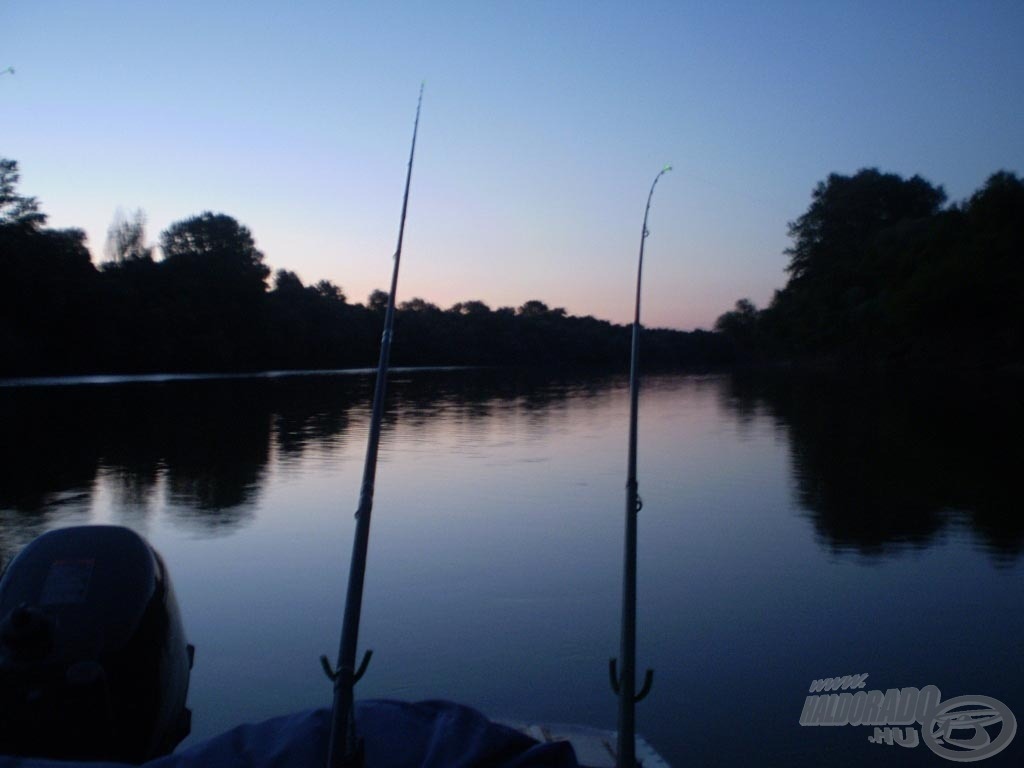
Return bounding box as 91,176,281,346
610,657,655,703
320,649,373,684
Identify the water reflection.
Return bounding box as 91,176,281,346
0,370,606,562
2,369,1021,569
723,371,1024,561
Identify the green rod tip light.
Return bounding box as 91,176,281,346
663,164,673,172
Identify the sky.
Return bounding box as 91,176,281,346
3,1,1023,330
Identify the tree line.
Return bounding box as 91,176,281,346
0,158,727,377
8,155,1017,376
715,168,1024,368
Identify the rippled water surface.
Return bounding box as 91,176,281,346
1,369,1021,766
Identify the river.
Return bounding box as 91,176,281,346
1,369,1021,766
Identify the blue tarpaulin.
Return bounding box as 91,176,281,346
0,700,580,768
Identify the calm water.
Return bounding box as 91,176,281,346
1,369,1021,766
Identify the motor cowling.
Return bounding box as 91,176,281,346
0,525,194,763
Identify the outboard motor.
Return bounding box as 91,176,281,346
0,526,194,763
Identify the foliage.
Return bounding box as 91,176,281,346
784,169,946,282
104,209,152,265
160,211,269,294
0,157,728,376
0,159,46,231
367,289,388,313
714,299,760,355
716,168,1024,368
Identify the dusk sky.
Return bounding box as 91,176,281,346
5,1,1022,330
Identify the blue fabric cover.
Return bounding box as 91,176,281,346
0,700,580,768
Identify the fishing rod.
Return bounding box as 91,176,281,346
610,164,671,768
321,83,424,768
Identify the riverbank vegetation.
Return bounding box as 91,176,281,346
4,158,1021,376
0,158,725,377
715,168,1024,369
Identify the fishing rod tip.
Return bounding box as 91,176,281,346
663,164,673,172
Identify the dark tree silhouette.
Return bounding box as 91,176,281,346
0,159,46,231
768,168,947,355
0,156,730,376
398,296,440,313
517,300,552,317
367,289,388,312
714,299,760,356
160,212,269,293
157,212,271,370
450,300,491,316
0,159,99,374
104,209,152,266
719,167,1023,368
784,169,946,282
273,268,306,294
314,279,346,303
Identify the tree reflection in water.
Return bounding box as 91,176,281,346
0,370,593,564
2,368,1019,570
721,371,1023,562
